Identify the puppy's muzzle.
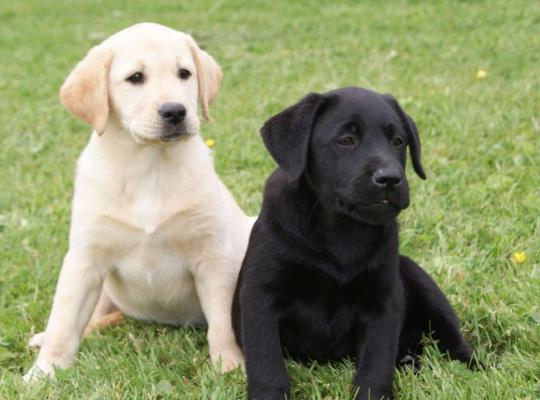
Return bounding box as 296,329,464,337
372,168,403,189
158,102,188,141
159,102,186,125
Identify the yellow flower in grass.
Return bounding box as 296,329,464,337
205,138,215,148
476,69,487,79
511,251,526,264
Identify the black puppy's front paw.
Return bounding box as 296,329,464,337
248,394,287,400
354,386,393,400
355,393,393,400
248,384,290,400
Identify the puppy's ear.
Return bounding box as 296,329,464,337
60,46,113,135
383,94,426,179
261,93,326,183
188,37,223,121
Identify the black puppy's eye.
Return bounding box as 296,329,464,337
126,72,144,84
338,135,356,147
391,137,405,147
179,68,191,80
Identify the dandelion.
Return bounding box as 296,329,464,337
476,69,487,79
205,138,215,148
511,251,526,264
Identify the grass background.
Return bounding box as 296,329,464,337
0,0,539,398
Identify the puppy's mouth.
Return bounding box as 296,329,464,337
336,197,400,224
160,131,188,142
132,130,193,146
337,198,394,210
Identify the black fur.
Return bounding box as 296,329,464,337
232,87,473,400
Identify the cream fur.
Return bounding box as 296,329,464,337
24,23,253,382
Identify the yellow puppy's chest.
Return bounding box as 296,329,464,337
101,207,208,326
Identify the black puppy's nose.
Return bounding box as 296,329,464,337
158,102,186,125
373,168,402,187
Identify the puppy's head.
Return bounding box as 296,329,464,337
60,23,222,144
261,87,426,225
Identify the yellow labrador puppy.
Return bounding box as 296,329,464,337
24,22,253,382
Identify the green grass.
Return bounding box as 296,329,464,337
1,0,539,398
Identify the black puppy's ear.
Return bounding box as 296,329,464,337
383,94,426,179
261,93,326,183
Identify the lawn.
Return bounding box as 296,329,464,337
0,0,539,398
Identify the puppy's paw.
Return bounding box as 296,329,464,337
28,332,45,349
397,354,421,373
211,345,245,373
23,362,55,384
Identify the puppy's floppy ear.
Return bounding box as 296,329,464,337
60,46,112,135
261,93,326,183
383,94,426,179
188,36,223,121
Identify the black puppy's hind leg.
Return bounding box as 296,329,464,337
399,256,474,365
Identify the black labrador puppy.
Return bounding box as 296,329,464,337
232,87,473,400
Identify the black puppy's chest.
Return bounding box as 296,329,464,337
273,263,384,362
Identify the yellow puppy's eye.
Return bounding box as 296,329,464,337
126,72,144,84
179,68,191,80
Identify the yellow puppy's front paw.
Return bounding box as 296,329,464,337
211,346,245,373
28,332,45,349
23,362,55,384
